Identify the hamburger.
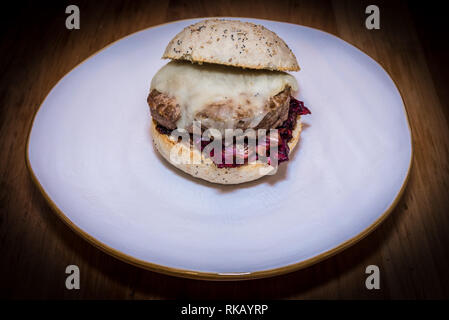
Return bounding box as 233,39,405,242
148,19,310,184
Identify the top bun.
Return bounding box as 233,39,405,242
162,19,300,72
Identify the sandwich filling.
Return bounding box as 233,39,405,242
148,60,310,168
154,97,311,168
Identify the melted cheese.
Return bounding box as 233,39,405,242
150,61,298,131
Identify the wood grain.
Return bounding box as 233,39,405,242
1,0,449,299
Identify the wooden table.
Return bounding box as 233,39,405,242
1,0,448,299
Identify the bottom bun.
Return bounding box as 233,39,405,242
151,117,302,185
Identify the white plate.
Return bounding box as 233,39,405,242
27,18,412,280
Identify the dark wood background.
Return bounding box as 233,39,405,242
1,0,449,299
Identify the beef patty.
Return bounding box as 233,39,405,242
147,87,291,132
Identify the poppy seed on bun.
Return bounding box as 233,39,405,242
163,19,300,71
